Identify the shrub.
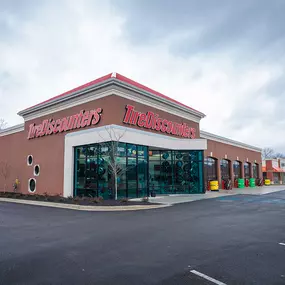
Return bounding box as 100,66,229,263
34,195,40,200
120,198,129,203
73,196,81,204
90,197,103,204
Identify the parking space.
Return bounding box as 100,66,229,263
0,190,285,284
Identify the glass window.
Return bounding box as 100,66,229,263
233,161,242,179
189,150,204,194
252,163,259,178
117,142,126,157
85,146,98,195
137,146,148,197
98,143,112,198
161,151,173,194
204,157,218,181
149,159,161,192
127,144,137,158
149,150,160,161
220,159,230,180
174,151,187,194
74,147,86,196
137,146,147,160
244,162,251,179
127,144,137,198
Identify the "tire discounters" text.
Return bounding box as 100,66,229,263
123,105,196,139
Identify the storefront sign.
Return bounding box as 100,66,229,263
27,108,102,139
123,105,196,139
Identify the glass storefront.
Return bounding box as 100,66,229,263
74,142,204,198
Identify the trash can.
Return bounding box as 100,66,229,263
238,178,245,189
249,178,256,188
210,180,219,191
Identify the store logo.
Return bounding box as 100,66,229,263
123,105,196,139
27,108,102,139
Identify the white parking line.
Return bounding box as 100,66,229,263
190,270,227,285
279,243,285,246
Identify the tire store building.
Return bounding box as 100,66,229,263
0,72,262,199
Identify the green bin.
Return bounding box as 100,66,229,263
249,178,255,188
238,178,245,189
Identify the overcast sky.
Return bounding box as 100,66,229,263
1,0,285,151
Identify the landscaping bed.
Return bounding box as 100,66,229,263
0,192,155,206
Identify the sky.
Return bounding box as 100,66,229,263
1,0,285,151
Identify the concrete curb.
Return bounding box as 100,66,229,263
0,198,169,211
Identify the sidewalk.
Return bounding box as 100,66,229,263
222,185,285,195
1,186,284,209
145,185,285,205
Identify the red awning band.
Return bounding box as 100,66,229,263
262,166,285,172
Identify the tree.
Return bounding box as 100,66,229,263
98,126,134,200
0,118,7,130
262,148,285,159
273,152,285,159
0,161,11,191
262,148,274,159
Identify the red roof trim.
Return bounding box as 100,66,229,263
20,72,205,116
273,166,285,172
263,166,285,172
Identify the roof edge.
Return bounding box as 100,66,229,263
17,79,114,117
200,130,262,152
0,123,25,137
17,72,205,119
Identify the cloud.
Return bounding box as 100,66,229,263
112,0,285,56
0,0,285,152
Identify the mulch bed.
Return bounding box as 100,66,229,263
0,192,157,206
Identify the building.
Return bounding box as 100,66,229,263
0,72,262,198
262,158,285,184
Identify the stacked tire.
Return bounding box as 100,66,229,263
210,180,219,191
238,178,245,188
249,178,256,187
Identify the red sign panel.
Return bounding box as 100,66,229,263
27,108,102,139
123,105,196,139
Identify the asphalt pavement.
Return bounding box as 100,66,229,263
1,190,285,284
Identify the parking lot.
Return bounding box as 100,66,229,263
0,190,285,284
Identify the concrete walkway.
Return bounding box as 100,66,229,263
0,198,168,211
145,185,285,205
